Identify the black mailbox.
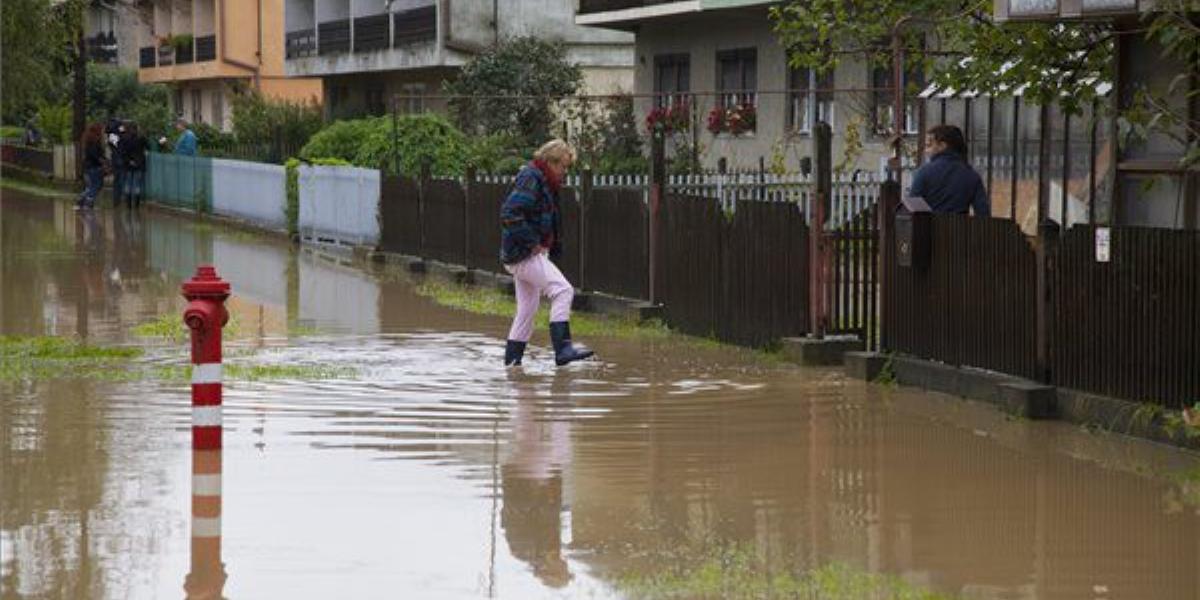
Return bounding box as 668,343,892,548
896,211,931,269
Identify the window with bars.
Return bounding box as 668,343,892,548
211,90,224,130
871,62,923,136
366,87,387,116
191,89,204,125
717,48,757,109
653,54,690,108
401,84,427,114
787,66,834,135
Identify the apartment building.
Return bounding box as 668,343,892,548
136,0,323,131
575,0,915,172
283,0,634,119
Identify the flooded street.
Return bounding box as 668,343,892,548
3,191,1199,599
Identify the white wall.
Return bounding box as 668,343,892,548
287,0,316,31
212,159,289,231
298,165,381,246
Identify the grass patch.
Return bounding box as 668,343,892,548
132,313,242,343
618,547,955,600
414,280,674,341
0,177,76,199
0,335,352,383
0,335,144,382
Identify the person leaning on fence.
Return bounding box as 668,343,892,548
172,118,198,156
499,139,594,367
75,123,108,211
909,125,991,217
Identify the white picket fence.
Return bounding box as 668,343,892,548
298,165,380,247
212,158,288,230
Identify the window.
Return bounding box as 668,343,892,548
174,89,185,117
653,54,690,108
788,67,834,135
211,90,224,130
329,85,349,114
716,48,757,109
191,89,203,125
366,86,387,115
871,62,922,136
401,83,426,114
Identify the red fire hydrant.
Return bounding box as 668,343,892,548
182,265,230,451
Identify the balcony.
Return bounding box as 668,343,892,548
353,14,390,53
317,19,351,55
393,5,436,46
196,35,216,62
139,46,156,68
578,0,688,14
86,33,119,64
286,29,317,59
176,40,194,64
158,45,175,66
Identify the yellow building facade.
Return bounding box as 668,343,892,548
138,0,322,131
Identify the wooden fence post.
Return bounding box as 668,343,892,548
465,165,476,270
419,159,431,259
579,167,593,291
878,180,900,351
1036,220,1059,384
810,122,834,338
649,130,667,305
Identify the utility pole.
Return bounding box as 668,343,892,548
71,0,87,179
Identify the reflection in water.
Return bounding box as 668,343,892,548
501,371,573,589
185,450,226,600
3,192,1200,599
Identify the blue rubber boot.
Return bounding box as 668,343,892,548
549,321,593,366
504,340,526,366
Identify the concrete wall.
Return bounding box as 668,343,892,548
194,0,216,36
223,0,261,68
287,0,315,31
286,0,633,88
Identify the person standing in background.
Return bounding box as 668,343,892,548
172,118,198,156
908,125,991,217
75,123,108,211
121,123,148,208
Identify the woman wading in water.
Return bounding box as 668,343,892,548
500,139,594,367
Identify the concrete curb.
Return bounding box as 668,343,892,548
846,351,1200,449
780,335,862,366
367,250,660,321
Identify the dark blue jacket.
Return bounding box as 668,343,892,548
909,151,991,217
500,163,561,265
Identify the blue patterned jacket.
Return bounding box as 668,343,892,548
500,163,561,265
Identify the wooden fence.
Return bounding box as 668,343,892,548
658,195,811,347
883,213,1040,380
1052,225,1200,407
883,211,1200,407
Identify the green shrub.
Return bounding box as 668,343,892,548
298,118,379,163
232,91,323,152
36,104,72,144
0,125,24,140
299,113,515,178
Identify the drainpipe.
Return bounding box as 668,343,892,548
218,0,261,88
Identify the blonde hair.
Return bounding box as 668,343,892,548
533,139,575,166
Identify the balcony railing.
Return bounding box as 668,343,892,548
353,14,390,52
86,33,118,64
175,41,194,64
196,35,216,61
393,5,436,46
157,45,175,66
318,19,351,55
578,0,681,14
286,29,317,58
139,46,156,68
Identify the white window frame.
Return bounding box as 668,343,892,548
789,68,836,135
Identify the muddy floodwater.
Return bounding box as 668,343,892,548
2,191,1199,600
